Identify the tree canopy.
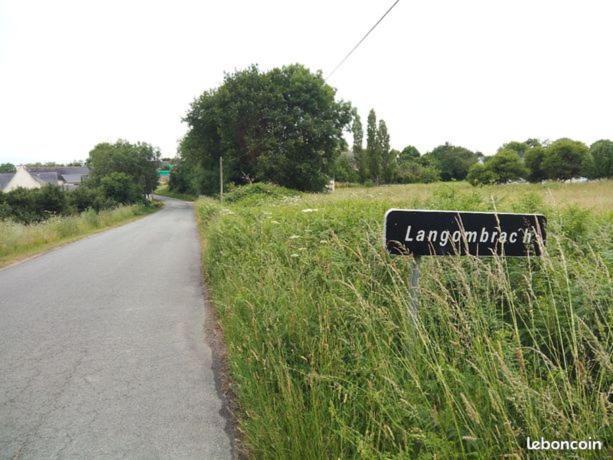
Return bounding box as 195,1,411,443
542,138,590,180
87,140,160,196
176,64,352,194
0,163,16,173
588,139,613,178
426,143,478,181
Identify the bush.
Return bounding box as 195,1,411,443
396,161,440,183
333,155,358,183
100,172,142,204
467,163,497,185
67,186,102,212
223,183,299,206
35,184,67,217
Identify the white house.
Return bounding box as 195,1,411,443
0,165,90,193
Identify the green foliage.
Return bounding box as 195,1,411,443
178,64,352,194
468,150,527,185
67,186,103,212
87,139,160,196
196,184,612,458
333,154,358,183
366,109,380,183
488,149,528,182
351,111,368,183
498,140,530,158
588,139,613,178
399,145,420,162
378,120,396,184
223,183,299,206
100,172,143,204
0,163,16,173
35,184,67,217
396,161,440,183
542,138,590,179
427,142,478,180
0,204,154,264
1,185,70,223
466,163,497,185
524,146,547,182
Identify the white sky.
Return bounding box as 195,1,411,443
1,0,612,164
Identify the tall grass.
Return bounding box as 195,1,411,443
196,182,612,458
0,204,155,265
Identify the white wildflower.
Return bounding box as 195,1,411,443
301,208,318,213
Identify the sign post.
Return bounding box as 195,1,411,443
384,209,547,317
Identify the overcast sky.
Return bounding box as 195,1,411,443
1,0,611,164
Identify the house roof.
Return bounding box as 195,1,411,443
28,167,89,184
61,174,85,184
32,171,59,185
0,173,15,190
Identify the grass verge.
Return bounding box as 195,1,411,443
196,182,612,458
0,203,160,268
155,185,198,201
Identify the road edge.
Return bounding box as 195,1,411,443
193,202,245,459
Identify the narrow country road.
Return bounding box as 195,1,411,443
0,197,233,459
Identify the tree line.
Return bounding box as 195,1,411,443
168,64,611,195
341,119,613,186
0,140,159,224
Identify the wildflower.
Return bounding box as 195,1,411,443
301,208,318,213
289,235,300,239
290,253,299,258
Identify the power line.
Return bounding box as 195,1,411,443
326,0,400,80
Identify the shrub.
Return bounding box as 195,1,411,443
100,172,142,204
333,155,358,183
223,183,299,206
35,184,67,217
67,186,102,212
467,163,497,185
396,161,440,184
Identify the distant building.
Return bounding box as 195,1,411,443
0,165,90,192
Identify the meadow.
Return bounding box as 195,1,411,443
0,204,157,268
196,181,612,458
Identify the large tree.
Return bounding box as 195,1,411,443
87,140,160,197
180,64,352,193
352,111,368,183
524,146,547,182
366,109,380,183
588,139,613,178
428,142,477,181
542,138,590,179
378,119,395,183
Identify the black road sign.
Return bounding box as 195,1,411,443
384,209,546,256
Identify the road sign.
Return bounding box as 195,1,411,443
384,209,546,257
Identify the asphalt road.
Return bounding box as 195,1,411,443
0,197,233,459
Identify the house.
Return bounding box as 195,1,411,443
0,165,90,193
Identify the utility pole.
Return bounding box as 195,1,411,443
219,156,224,202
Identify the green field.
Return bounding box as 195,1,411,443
196,181,612,458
